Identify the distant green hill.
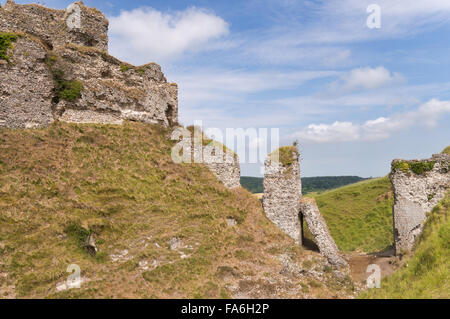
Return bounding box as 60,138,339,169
240,176,371,194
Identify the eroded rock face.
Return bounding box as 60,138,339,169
0,0,108,51
391,154,450,254
0,36,54,128
51,45,178,127
0,1,178,129
262,148,302,244
299,198,347,268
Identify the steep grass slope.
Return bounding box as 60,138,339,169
0,122,353,299
310,178,393,253
361,193,449,299
442,146,450,155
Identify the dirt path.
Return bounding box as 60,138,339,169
346,249,398,287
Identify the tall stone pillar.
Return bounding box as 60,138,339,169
263,146,302,244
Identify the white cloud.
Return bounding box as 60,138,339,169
296,121,360,143
108,7,229,64
330,66,405,92
293,99,450,143
171,68,338,106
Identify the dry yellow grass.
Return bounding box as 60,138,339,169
0,121,353,299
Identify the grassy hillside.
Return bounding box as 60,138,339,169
361,192,449,298
241,176,370,194
0,122,352,299
442,146,450,155
309,177,394,253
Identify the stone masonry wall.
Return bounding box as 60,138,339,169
0,1,178,129
0,0,108,51
391,153,450,254
262,147,302,244
172,127,241,189
51,45,178,127
0,35,54,128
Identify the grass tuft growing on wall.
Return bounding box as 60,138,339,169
0,32,19,62
442,146,450,155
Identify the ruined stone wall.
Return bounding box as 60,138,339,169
300,198,347,268
52,45,178,127
0,0,108,51
262,147,302,244
172,127,241,189
0,1,178,129
391,154,450,254
203,146,241,189
0,35,54,128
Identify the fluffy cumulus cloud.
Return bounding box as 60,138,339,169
330,66,405,93
108,7,229,64
294,99,450,143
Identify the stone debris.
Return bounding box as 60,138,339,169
110,249,131,262
138,260,159,271
83,234,97,256
56,277,89,292
169,237,184,250
299,198,348,268
226,218,237,227
391,153,450,253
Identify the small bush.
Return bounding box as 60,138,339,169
409,161,435,175
64,222,90,246
0,32,19,62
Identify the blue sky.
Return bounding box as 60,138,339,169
9,0,450,177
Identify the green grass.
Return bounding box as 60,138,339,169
0,32,19,62
310,177,394,253
269,146,299,167
46,55,83,103
442,146,450,155
392,160,435,175
361,193,449,299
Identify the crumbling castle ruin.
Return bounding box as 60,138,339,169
262,146,347,267
263,147,303,244
0,1,242,189
0,0,178,128
391,153,450,254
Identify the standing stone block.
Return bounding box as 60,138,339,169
263,146,302,244
299,198,347,268
391,153,450,254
